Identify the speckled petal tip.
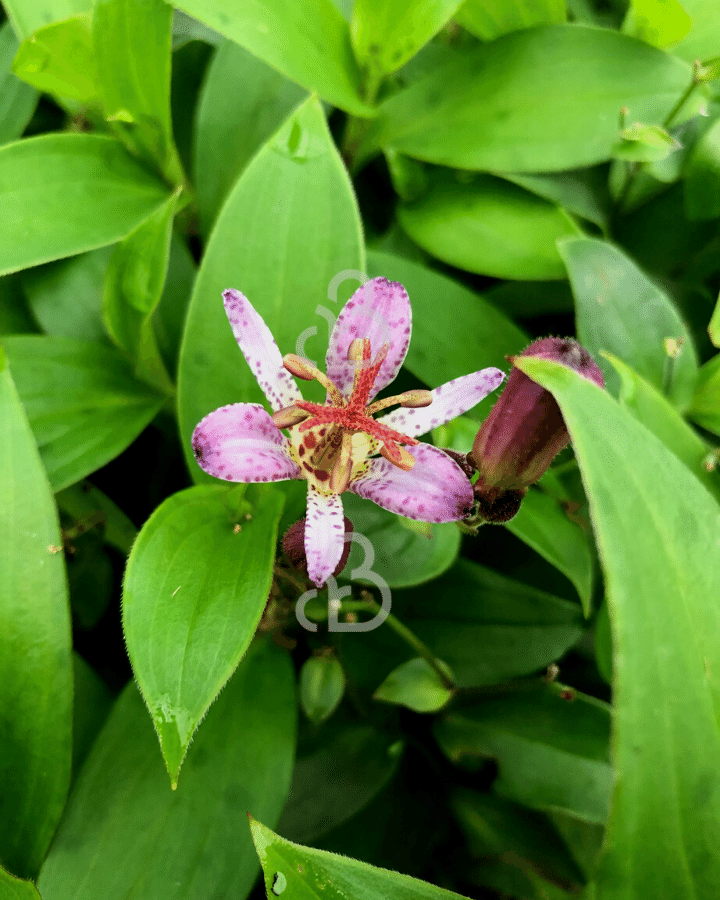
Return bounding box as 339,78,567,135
223,289,302,412
350,443,473,523
192,403,301,483
325,278,411,400
378,367,505,438
304,487,346,588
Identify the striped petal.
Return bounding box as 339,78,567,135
192,403,301,482
350,443,473,522
325,278,411,399
377,368,505,438
223,288,302,412
305,487,346,588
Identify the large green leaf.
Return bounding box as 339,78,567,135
455,0,565,40
0,355,72,878
178,96,364,477
251,818,472,899
0,867,42,900
398,170,580,280
688,352,720,437
38,640,296,900
0,134,170,276
170,0,372,115
672,0,720,63
2,336,164,491
361,26,695,172
122,483,284,785
0,23,38,144
194,39,305,236
559,237,698,409
1,0,90,39
516,355,720,898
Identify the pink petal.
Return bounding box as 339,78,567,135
325,278,411,399
304,487,346,588
192,403,301,482
223,289,302,412
377,368,506,438
350,443,473,522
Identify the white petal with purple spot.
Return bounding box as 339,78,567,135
378,367,505,438
304,487,345,588
192,403,301,482
350,443,473,522
223,289,302,412
325,277,411,399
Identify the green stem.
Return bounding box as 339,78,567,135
341,69,383,172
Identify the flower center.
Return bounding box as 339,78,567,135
274,339,431,495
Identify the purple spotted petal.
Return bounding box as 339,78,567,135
304,487,345,588
377,368,506,438
325,278,411,400
192,403,301,483
223,289,302,412
350,443,473,522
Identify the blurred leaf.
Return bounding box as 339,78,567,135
688,351,720,436
342,493,460,589
194,39,305,237
0,274,38,334
367,250,526,396
71,654,112,776
374,657,453,713
486,279,575,318
361,26,695,172
2,335,164,491
21,247,112,343
399,170,580,280
93,0,183,184
506,487,594,616
171,0,372,115
65,523,113,629
607,352,720,502
0,134,170,277
55,480,138,556
172,9,223,47
685,117,720,220
0,867,42,900
300,654,346,724
672,0,720,62
2,0,90,40
594,601,612,685
122,483,284,785
435,686,612,824
178,96,364,478
0,23,38,143
38,640,296,900
559,237,698,409
251,818,472,899
612,122,679,162
12,14,97,102
517,355,720,898
169,38,214,178
153,233,196,378
623,0,692,48
351,0,464,81
711,293,720,349
0,360,72,878
455,0,565,40
501,168,610,229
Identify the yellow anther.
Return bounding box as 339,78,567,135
271,405,309,428
380,443,415,471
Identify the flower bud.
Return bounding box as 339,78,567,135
282,516,354,578
469,338,603,520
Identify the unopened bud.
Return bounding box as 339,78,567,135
283,354,316,380
282,516,354,577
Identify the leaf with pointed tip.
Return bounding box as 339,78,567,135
0,23,38,144
2,0,90,39
374,657,453,713
688,352,720,437
0,866,43,900
299,655,346,725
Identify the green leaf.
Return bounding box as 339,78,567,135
38,640,296,900
398,170,580,280
710,292,720,348
93,0,183,184
0,361,72,878
351,0,464,82
251,818,472,899
501,168,610,229
0,23,38,144
122,483,284,785
171,0,372,115
685,117,720,221
0,133,170,276
71,653,112,776
623,0,692,48
612,122,680,162
55,480,138,556
2,0,90,40
374,657,454,713
0,274,38,334
0,866,43,900
299,654,346,724
559,237,698,409
455,0,565,41
21,247,112,343
506,487,594,616
153,233,197,378
2,335,164,491
194,39,305,237
516,355,720,897
435,686,612,824
688,351,720,436
366,250,527,397
178,96,364,478
361,26,695,172
671,0,720,63
12,15,97,103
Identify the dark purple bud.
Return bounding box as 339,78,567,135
441,448,477,480
470,338,604,499
282,516,354,578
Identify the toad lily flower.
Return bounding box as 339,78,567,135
192,278,504,587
